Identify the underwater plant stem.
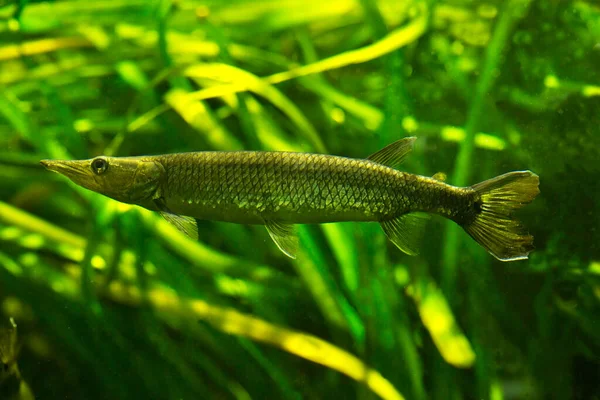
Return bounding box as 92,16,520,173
441,0,532,295
356,3,419,397
156,0,189,91
156,0,171,68
295,29,361,298
358,0,412,146
205,21,261,151
296,227,364,342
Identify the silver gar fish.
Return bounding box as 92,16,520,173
41,137,540,260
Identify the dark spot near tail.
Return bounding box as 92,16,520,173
473,200,483,213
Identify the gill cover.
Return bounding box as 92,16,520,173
40,156,164,204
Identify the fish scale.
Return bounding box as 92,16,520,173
157,151,433,224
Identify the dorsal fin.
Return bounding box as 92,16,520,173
432,172,447,182
367,137,417,168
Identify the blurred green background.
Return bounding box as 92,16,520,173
1,0,599,399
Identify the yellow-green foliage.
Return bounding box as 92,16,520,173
0,1,599,399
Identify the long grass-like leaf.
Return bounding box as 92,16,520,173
184,63,326,152
181,5,428,106
108,282,405,400
165,87,244,150
408,276,476,368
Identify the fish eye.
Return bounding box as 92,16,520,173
91,157,108,175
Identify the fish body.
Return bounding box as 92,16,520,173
155,151,467,225
41,137,540,261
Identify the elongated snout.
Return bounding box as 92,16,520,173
40,159,87,176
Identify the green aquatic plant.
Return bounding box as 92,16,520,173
0,0,599,399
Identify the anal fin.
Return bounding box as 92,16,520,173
264,220,298,259
154,199,199,240
380,213,430,256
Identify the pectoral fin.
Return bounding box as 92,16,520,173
380,212,430,255
154,199,199,240
264,220,298,259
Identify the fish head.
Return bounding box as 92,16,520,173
40,156,165,204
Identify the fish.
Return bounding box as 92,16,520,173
0,319,35,400
40,137,540,261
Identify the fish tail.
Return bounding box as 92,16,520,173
462,171,540,261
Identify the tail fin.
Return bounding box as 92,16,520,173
463,171,540,261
